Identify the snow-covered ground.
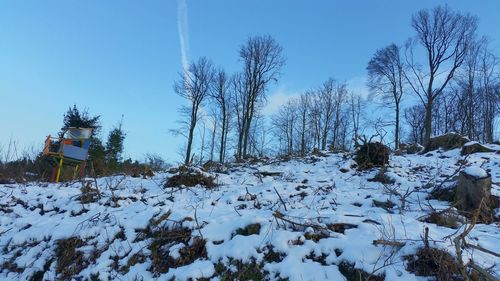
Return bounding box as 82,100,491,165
1,148,499,281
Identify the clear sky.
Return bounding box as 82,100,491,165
1,0,499,163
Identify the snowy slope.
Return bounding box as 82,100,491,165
0,149,499,281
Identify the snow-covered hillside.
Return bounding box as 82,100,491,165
1,148,499,281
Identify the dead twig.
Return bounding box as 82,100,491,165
372,239,406,247
273,186,288,211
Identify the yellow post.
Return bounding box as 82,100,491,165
56,157,63,183
73,164,79,180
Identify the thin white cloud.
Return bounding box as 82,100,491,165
177,0,190,74
262,87,301,116
346,75,370,99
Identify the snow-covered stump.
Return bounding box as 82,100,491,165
455,166,492,221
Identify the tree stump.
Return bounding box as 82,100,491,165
454,167,492,221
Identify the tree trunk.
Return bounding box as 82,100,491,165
219,112,226,163
185,118,196,165
395,103,400,150
209,120,217,162
424,96,433,147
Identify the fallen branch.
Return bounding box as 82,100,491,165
464,243,500,258
372,239,406,247
273,211,326,231
469,263,500,281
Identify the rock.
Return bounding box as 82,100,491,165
461,141,494,155
425,133,469,152
406,143,424,154
354,142,390,169
454,166,492,221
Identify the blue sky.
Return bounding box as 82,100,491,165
1,1,499,163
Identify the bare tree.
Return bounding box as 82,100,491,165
298,92,311,155
478,43,499,143
428,39,499,143
404,105,425,144
319,79,336,150
367,43,406,149
238,35,285,159
349,92,363,147
405,5,477,147
272,99,298,156
331,82,348,150
174,57,215,165
210,69,232,163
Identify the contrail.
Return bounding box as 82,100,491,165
177,0,190,75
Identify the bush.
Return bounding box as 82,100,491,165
355,142,390,169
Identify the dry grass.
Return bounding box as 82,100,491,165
55,237,87,281
78,181,100,204
214,259,266,281
368,167,395,184
165,171,216,188
149,224,207,275
338,261,385,281
423,211,461,229
406,247,461,281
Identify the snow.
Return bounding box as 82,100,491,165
0,148,499,280
463,166,488,178
464,141,479,147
